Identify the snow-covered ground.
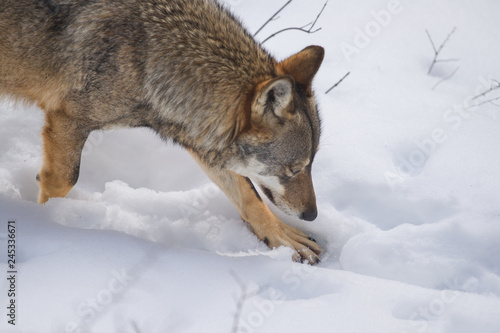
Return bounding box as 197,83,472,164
2,0,500,332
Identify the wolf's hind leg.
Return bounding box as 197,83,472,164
37,110,90,203
190,152,322,264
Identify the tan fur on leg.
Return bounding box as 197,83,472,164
190,151,322,264
38,110,90,203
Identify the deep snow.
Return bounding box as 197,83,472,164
1,0,500,332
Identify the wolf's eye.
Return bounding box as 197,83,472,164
287,167,301,177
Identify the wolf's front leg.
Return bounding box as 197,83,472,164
234,175,322,264
37,110,90,203
190,152,322,264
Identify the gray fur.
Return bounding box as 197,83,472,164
0,0,325,257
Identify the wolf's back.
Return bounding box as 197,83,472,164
0,0,276,151
138,0,277,149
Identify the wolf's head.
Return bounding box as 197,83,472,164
230,46,324,221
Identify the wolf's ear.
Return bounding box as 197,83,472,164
252,76,294,121
278,45,324,89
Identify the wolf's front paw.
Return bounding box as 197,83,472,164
263,223,322,265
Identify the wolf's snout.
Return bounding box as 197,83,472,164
300,206,318,221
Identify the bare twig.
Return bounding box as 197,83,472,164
434,58,460,63
253,0,293,37
230,271,259,333
325,72,351,94
308,0,328,31
131,321,141,333
261,0,328,44
431,66,459,90
472,79,500,100
477,96,500,106
261,23,321,44
468,96,500,109
426,27,457,75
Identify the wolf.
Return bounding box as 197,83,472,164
0,0,324,263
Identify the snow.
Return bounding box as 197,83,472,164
2,0,500,332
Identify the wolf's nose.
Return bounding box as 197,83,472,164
300,208,317,221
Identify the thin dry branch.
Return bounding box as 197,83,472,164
476,96,500,107
308,0,328,31
426,27,458,75
230,271,259,333
325,72,351,94
261,23,321,44
467,96,500,109
434,58,460,63
253,0,293,37
431,66,459,90
131,321,141,333
472,79,500,100
260,0,328,44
